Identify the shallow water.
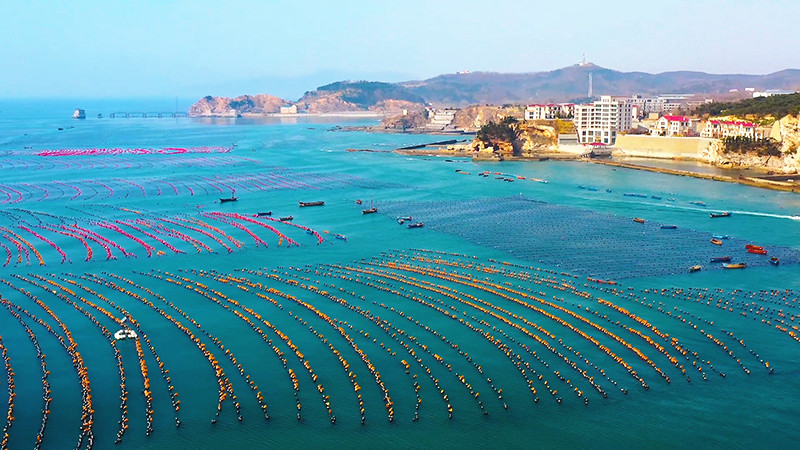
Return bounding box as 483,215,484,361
0,105,799,449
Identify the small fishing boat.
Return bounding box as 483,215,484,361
633,218,645,224
770,256,780,265
710,256,732,263
723,263,747,269
335,234,347,241
114,329,138,340
747,248,768,255
745,244,764,250
689,265,702,273
397,216,412,221
651,195,662,199
710,238,723,245
219,196,238,203
407,222,425,229
257,211,272,217
667,198,676,202
661,225,677,229
299,201,325,207
355,199,363,205
712,234,730,239
690,201,707,207
279,215,293,222
710,212,731,218
362,207,378,214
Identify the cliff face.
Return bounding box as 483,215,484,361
452,106,524,131
189,94,287,117
698,114,800,173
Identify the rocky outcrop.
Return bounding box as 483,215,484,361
381,111,429,130
472,120,558,160
699,116,800,173
189,94,287,117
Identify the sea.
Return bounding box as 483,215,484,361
0,98,799,449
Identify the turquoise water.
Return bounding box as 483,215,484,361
0,104,799,449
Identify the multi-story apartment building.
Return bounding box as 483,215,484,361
524,103,575,120
573,96,633,145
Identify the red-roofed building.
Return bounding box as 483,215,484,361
652,115,698,136
700,120,763,139
525,103,575,120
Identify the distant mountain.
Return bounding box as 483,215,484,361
294,81,426,113
399,64,800,106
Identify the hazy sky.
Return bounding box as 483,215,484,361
2,0,797,99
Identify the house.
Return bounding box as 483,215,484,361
700,120,763,139
280,105,298,114
652,115,698,136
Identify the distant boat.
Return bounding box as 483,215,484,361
299,201,324,207
690,201,707,207
220,189,237,203
661,224,677,229
279,215,293,221
770,256,780,265
712,234,730,239
710,212,731,218
710,256,732,263
335,234,347,241
362,207,378,214
407,222,425,229
723,263,747,269
689,265,702,273
651,195,662,200
355,199,363,205
257,211,272,217
747,247,768,255
745,244,764,250
72,108,86,119
97,113,103,118
711,238,723,245
633,218,645,224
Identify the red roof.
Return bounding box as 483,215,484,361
662,115,690,122
709,120,756,127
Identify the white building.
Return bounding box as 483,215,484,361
524,103,574,120
279,105,298,114
573,95,633,145
752,89,796,98
652,115,698,136
700,120,762,139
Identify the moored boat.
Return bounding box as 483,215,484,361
745,244,764,250
279,215,293,222
633,218,645,224
407,222,425,229
723,262,747,269
335,234,347,241
362,207,378,214
747,248,768,255
299,201,325,207
689,265,702,273
114,329,138,340
710,256,732,263
257,211,272,216
219,196,238,203
770,256,780,265
712,234,730,239
710,238,723,245
690,201,707,206
661,224,677,229
710,211,731,218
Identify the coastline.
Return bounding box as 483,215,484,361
588,158,799,193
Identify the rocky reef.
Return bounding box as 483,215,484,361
472,119,558,160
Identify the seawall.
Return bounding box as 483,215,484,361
613,135,716,160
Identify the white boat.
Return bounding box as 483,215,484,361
114,329,138,340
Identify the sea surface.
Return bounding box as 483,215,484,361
0,100,799,449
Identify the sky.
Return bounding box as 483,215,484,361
1,0,798,99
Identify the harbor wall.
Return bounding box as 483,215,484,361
613,135,717,159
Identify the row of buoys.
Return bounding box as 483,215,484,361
66,273,182,427
0,281,95,449
0,334,15,449
17,274,134,441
